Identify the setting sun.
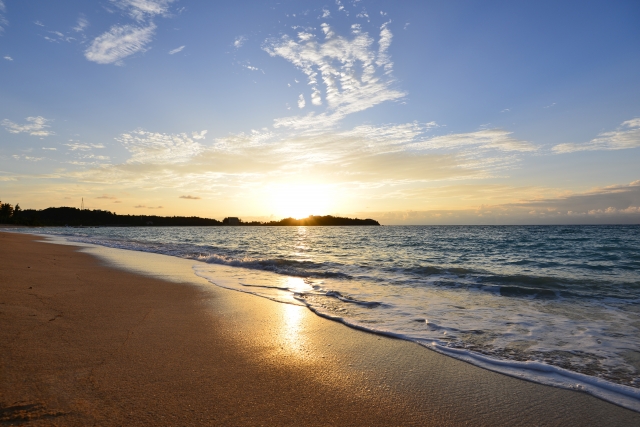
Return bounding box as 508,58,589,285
269,184,332,219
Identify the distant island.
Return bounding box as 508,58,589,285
0,204,380,227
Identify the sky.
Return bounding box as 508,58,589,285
1,0,639,224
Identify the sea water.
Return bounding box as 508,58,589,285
15,225,640,410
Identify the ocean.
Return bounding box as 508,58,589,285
14,225,640,410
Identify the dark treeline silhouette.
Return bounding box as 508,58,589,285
238,215,380,226
0,204,380,226
9,207,223,226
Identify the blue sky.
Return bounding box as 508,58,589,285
1,0,639,224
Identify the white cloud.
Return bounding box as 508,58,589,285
73,15,89,32
3,56,11,61
64,142,105,151
117,129,206,164
298,94,306,109
321,8,330,18
12,155,44,162
264,22,405,130
34,21,44,27
0,0,6,33
413,129,537,152
42,147,57,151
192,130,207,140
85,23,156,64
110,0,175,22
2,116,54,137
234,36,247,48
552,118,640,153
168,45,184,54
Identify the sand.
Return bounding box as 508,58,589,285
1,231,639,426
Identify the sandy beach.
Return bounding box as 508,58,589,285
1,231,639,426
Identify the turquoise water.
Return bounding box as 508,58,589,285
17,225,640,409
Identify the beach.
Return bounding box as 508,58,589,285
1,231,639,426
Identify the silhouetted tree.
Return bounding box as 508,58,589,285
0,201,14,220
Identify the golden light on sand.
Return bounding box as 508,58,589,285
269,183,331,219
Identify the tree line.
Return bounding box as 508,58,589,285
0,204,379,226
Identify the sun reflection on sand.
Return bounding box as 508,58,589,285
275,301,310,358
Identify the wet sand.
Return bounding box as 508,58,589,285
1,231,638,426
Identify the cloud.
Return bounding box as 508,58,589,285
3,56,11,61
297,94,306,109
553,118,640,153
12,154,44,162
2,116,54,137
70,120,532,194
74,15,89,32
42,147,57,151
148,206,163,209
364,180,640,225
85,23,156,65
264,22,405,129
96,194,117,199
413,128,537,152
234,35,247,48
0,0,6,33
64,142,105,151
168,45,184,54
34,21,44,27
117,129,206,164
134,205,146,208
110,0,175,22
85,1,177,64
179,195,201,199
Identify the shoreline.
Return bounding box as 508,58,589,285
1,231,639,425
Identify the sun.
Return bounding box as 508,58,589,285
269,184,331,219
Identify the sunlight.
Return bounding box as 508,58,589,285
269,183,332,219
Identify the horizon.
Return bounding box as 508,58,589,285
1,1,639,225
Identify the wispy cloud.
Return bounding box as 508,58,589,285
3,56,11,61
0,0,7,33
64,142,105,151
96,194,117,199
86,0,177,65
366,181,640,225
34,21,44,27
42,147,57,151
73,15,89,32
110,0,175,22
2,116,54,137
85,23,156,65
297,94,306,109
234,35,247,48
168,45,184,54
413,129,537,152
117,129,206,164
179,195,200,200
264,21,405,129
553,118,640,153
